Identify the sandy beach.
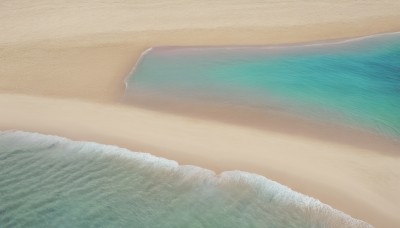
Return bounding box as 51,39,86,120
1,1,400,227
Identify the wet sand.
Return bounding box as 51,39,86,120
1,1,400,227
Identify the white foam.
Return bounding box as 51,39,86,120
122,47,154,98
126,31,400,57
0,130,373,227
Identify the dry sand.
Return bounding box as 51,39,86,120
1,1,400,227
2,0,400,101
1,94,400,227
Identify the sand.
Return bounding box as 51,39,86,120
1,0,400,227
2,94,400,227
2,0,400,101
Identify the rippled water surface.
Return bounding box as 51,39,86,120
0,131,371,227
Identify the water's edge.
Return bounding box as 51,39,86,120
122,31,400,155
0,130,372,227
122,31,400,92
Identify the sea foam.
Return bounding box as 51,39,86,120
0,131,371,227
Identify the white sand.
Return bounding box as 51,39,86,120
1,1,400,227
1,94,400,227
1,0,400,100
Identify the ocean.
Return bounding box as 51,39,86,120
0,131,370,227
125,32,400,139
3,33,400,227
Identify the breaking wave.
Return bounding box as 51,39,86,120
0,131,371,227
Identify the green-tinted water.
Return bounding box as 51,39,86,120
0,131,370,227
126,33,400,138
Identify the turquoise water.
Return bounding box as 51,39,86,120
0,131,370,227
125,33,400,138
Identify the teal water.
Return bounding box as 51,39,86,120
0,131,370,227
125,33,400,138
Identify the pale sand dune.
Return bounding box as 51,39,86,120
1,0,400,227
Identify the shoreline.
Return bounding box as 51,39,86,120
1,93,400,227
122,31,400,99
2,30,400,227
0,130,373,227
125,30,400,53
0,21,400,102
2,1,400,226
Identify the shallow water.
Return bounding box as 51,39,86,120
0,131,370,227
125,33,400,138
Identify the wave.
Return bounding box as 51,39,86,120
0,130,371,227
